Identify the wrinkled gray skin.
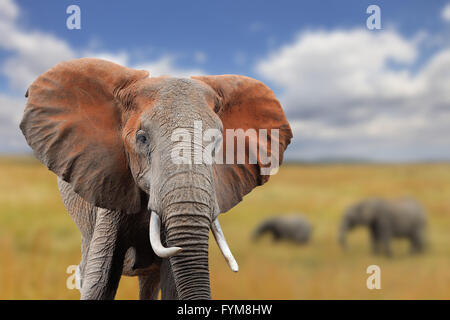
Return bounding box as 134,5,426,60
338,198,427,256
253,215,313,244
58,79,222,300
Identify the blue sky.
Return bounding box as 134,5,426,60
1,0,450,161
9,1,447,77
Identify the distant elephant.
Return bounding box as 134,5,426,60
20,58,292,300
338,198,426,256
253,215,313,244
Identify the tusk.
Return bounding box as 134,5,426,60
149,211,182,258
211,218,239,272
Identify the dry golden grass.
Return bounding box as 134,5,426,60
1,156,450,299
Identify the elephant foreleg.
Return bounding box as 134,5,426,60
370,236,381,255
80,208,125,300
138,266,161,300
410,230,424,254
380,231,393,257
271,228,282,242
76,235,91,291
369,224,381,255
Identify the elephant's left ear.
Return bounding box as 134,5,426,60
192,75,293,213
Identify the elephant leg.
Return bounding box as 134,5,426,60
380,232,393,257
374,220,393,257
272,229,282,242
80,208,125,300
370,234,381,255
138,265,161,300
369,225,381,255
410,230,424,254
76,235,91,291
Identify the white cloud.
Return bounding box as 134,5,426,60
135,55,205,77
257,30,420,109
0,94,28,152
442,3,450,22
0,0,18,22
256,28,450,161
0,0,75,90
81,51,206,78
82,51,130,67
2,34,75,90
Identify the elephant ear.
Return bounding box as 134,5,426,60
192,75,292,213
20,58,149,213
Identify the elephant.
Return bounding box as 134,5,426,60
338,198,427,256
253,214,313,244
19,58,292,300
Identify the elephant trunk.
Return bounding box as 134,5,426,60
158,171,213,300
164,203,211,299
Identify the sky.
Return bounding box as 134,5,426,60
1,0,450,161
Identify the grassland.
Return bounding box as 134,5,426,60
1,156,450,299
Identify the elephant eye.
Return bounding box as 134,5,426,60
136,131,148,145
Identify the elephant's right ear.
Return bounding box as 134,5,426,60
20,58,149,213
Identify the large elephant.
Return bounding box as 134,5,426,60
253,215,313,244
338,198,427,256
19,58,292,300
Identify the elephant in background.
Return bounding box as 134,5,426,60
253,214,313,244
20,58,292,299
338,198,427,256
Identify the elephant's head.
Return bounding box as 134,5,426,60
338,199,379,248
20,58,292,299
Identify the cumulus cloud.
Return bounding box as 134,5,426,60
0,0,75,90
135,55,205,77
81,51,205,77
256,29,450,161
82,51,130,67
0,0,18,21
0,94,27,152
